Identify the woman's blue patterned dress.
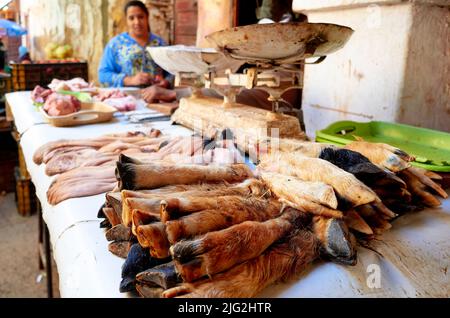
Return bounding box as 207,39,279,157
98,32,168,87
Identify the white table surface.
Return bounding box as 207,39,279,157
6,91,47,135
7,91,450,298
20,122,193,298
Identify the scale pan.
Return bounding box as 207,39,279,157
205,22,354,64
147,45,243,75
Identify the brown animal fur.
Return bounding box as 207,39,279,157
106,192,123,218
344,210,373,235
103,207,122,227
171,208,306,282
161,195,276,223
259,152,379,207
356,205,392,233
117,162,253,191
371,201,397,219
136,222,171,259
105,224,132,242
108,241,132,259
165,198,282,244
121,179,267,227
163,229,319,298
400,170,443,206
123,197,163,228
132,209,160,236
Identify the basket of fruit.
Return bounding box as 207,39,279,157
11,43,88,91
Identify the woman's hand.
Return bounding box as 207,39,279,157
152,74,171,89
141,85,177,103
154,79,171,89
124,72,152,86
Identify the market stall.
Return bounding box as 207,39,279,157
3,2,449,296
7,89,193,297
6,83,450,297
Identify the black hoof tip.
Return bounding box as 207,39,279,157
325,219,357,266
119,277,136,293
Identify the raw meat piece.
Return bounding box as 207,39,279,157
102,96,137,112
43,93,81,116
31,85,52,103
48,78,93,92
94,89,127,101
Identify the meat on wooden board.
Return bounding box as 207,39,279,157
31,85,53,104
43,93,81,116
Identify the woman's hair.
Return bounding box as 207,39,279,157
124,0,149,17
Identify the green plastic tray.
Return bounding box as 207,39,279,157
316,121,450,172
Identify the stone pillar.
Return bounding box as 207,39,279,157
292,0,450,138
196,0,233,48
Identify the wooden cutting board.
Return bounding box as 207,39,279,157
172,95,306,156
173,95,304,138
146,102,179,115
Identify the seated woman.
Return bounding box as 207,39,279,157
98,0,172,90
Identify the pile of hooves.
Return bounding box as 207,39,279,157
99,139,447,298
